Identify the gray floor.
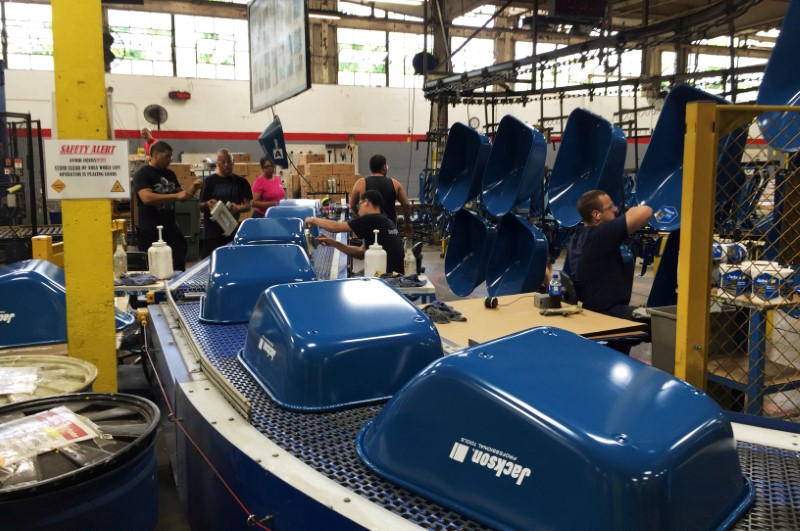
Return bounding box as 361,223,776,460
148,244,656,529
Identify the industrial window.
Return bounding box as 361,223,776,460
388,32,429,89
337,28,388,87
2,2,53,71
450,37,494,74
174,14,249,80
106,10,173,76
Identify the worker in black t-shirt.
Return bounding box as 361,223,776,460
305,190,405,275
199,149,253,258
133,140,203,271
567,190,653,319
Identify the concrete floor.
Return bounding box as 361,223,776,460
143,243,657,528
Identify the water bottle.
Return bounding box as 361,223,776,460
113,232,127,278
548,273,562,309
403,238,414,275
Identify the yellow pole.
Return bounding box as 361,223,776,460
52,0,117,391
674,102,717,388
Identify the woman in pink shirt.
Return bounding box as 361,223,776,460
251,157,285,217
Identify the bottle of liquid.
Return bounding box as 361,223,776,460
364,229,387,277
403,238,414,275
548,273,562,309
113,232,127,278
148,225,174,280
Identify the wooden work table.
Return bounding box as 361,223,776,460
432,294,646,349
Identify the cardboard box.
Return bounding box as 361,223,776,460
299,153,326,165
307,163,333,177
232,152,251,163
170,163,194,191
234,163,262,186
331,163,356,175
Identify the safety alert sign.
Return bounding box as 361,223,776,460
44,140,130,199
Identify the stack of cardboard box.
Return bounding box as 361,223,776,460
299,161,358,198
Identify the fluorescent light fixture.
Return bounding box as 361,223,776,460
309,13,342,20
372,0,422,5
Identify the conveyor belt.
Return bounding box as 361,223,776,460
175,301,800,530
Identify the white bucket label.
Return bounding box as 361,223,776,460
721,269,748,297
258,336,277,360
753,274,784,300
448,437,531,486
0,311,15,324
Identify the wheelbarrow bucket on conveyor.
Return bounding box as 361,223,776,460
481,115,547,217
200,243,315,324
356,326,755,531
444,209,497,297
549,108,627,228
231,217,305,247
278,198,322,215
757,0,800,152
437,122,492,213
485,213,549,297
238,277,443,412
636,84,735,232
0,259,135,349
265,205,319,237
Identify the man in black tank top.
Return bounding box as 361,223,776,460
350,154,413,237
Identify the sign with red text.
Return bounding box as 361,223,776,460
44,140,130,199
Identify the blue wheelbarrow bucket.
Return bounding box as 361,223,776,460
356,326,755,531
277,198,321,215
445,209,497,297
482,115,547,217
637,84,731,231
757,0,800,152
200,244,315,324
485,214,549,297
266,205,318,236
549,108,627,228
437,122,492,212
232,217,305,247
238,278,443,411
0,259,134,349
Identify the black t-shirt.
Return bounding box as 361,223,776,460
365,175,398,224
132,164,181,230
348,213,404,274
200,173,254,239
567,215,631,316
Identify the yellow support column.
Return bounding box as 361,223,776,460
674,102,718,388
52,0,117,391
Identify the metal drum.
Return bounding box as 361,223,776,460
0,355,98,405
0,393,161,531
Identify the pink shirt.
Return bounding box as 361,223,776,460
252,175,285,215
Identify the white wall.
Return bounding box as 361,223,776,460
6,69,654,139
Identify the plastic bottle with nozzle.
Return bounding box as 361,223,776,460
364,229,387,277
148,225,174,279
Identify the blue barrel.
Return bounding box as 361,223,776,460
0,393,161,531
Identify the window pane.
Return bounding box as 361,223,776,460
3,2,54,71
107,9,173,76
451,37,494,72
175,13,247,80
338,27,387,87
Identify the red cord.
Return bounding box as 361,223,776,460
142,320,271,530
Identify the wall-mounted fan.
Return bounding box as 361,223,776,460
143,104,168,130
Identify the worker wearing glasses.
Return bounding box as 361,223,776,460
567,190,652,321
199,149,253,258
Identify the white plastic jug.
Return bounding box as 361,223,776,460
364,229,386,277
148,225,174,280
